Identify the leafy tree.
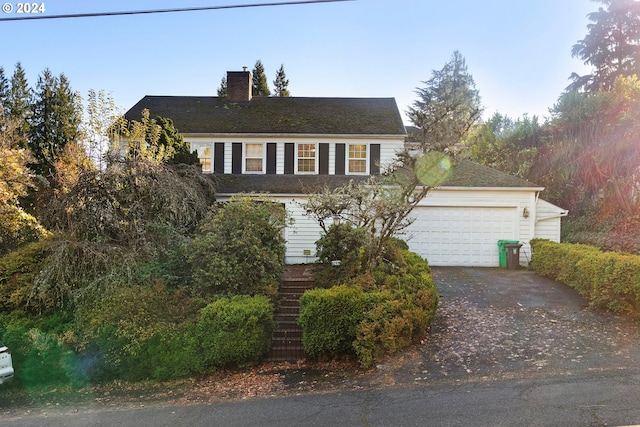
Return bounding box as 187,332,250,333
0,106,47,254
273,64,290,97
569,0,640,92
407,50,482,152
112,109,196,165
466,113,544,178
252,60,271,96
8,62,32,140
533,75,640,215
217,76,227,97
303,152,439,269
30,69,82,178
83,89,121,169
187,196,286,299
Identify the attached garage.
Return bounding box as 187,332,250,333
404,161,568,267
408,206,517,266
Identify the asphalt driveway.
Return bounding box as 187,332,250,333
382,267,640,385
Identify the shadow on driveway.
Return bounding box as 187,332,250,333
385,267,640,385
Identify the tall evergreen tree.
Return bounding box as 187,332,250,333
569,0,640,92
252,60,271,96
30,69,81,177
8,62,32,140
0,67,9,116
273,64,290,97
407,51,482,152
217,76,227,97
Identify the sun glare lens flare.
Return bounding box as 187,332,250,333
415,152,452,187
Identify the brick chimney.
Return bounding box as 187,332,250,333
226,69,252,102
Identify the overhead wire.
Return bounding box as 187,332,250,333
0,0,354,21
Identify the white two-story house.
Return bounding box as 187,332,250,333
125,70,567,266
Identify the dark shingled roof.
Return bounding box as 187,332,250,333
215,174,371,194
124,96,406,135
214,160,541,194
440,160,541,188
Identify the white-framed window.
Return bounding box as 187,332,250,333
348,144,367,173
245,143,264,172
297,143,316,173
198,146,212,173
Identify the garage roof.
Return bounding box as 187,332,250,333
439,160,542,189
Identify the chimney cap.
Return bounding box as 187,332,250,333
242,66,248,71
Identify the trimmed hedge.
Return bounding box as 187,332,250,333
298,250,438,367
530,239,640,316
195,295,275,369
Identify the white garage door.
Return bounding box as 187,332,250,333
406,206,518,267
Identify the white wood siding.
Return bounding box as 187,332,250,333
187,136,404,175
535,198,567,243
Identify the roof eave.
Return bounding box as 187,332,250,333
432,185,546,191
182,132,407,139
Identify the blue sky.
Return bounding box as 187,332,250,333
1,0,594,124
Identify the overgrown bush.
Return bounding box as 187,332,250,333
530,239,640,316
187,196,287,300
195,295,274,369
314,223,369,288
73,283,201,382
0,239,50,312
299,249,438,367
0,205,50,256
353,256,437,367
0,310,84,388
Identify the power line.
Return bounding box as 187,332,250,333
0,0,354,22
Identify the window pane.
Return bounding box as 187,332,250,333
298,144,315,158
349,159,366,173
298,159,315,172
349,144,366,159
246,158,262,172
246,144,262,157
297,143,316,172
200,158,211,172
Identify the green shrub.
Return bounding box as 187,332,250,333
0,239,50,312
187,196,286,300
299,250,438,367
74,283,200,381
298,285,375,359
530,239,640,316
354,266,438,367
314,224,369,288
195,295,274,369
0,205,50,256
1,325,86,387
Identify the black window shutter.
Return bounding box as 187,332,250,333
335,143,345,175
266,143,277,174
370,144,381,175
232,143,242,174
319,143,329,175
214,142,225,174
284,143,294,174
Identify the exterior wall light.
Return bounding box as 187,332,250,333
523,207,529,218
333,214,341,226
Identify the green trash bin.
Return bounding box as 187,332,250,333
497,240,519,268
